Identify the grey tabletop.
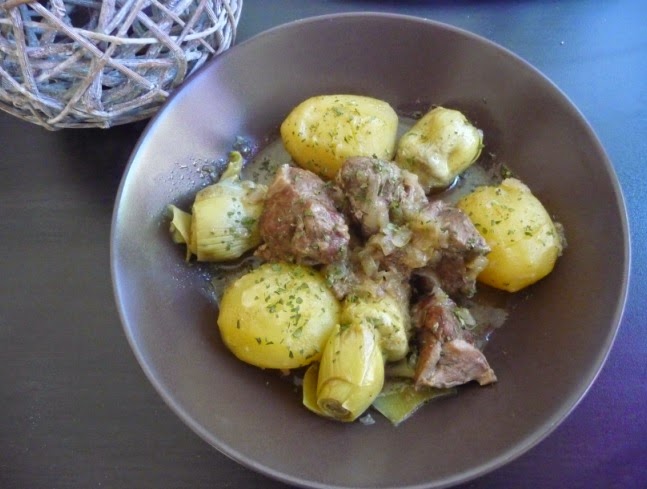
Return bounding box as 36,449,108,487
1,1,645,488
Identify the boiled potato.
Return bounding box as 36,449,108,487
457,178,563,292
395,106,483,192
217,262,340,369
280,94,399,180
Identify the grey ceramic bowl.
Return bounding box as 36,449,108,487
111,13,629,489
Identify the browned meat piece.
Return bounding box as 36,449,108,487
322,244,411,303
412,286,463,341
320,251,363,300
336,156,427,237
353,200,489,294
414,252,489,297
356,223,427,277
256,165,350,265
412,287,496,389
414,290,460,386
415,200,490,255
418,339,497,388
334,159,488,297
409,201,490,297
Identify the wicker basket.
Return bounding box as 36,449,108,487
0,0,242,129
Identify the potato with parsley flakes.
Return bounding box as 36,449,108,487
395,106,483,192
456,178,564,293
280,94,399,180
217,262,340,369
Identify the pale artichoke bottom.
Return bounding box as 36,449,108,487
303,322,384,422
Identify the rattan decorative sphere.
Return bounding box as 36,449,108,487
0,0,242,129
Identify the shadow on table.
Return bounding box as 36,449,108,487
56,119,150,207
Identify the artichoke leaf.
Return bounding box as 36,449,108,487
372,378,456,426
167,205,194,260
302,363,329,417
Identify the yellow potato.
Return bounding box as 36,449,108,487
217,262,340,369
280,94,399,179
395,106,483,191
457,178,564,292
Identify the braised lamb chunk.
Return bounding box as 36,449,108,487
336,158,489,295
409,200,490,297
413,200,490,255
322,243,411,303
256,165,350,265
414,252,489,298
412,286,496,389
419,339,497,388
321,248,363,300
413,286,464,342
355,223,425,277
354,199,490,291
336,156,427,237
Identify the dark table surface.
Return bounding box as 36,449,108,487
2,1,645,488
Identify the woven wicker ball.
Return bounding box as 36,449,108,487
0,0,242,129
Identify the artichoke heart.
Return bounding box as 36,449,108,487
341,291,411,362
395,107,483,191
168,151,268,262
315,322,385,422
